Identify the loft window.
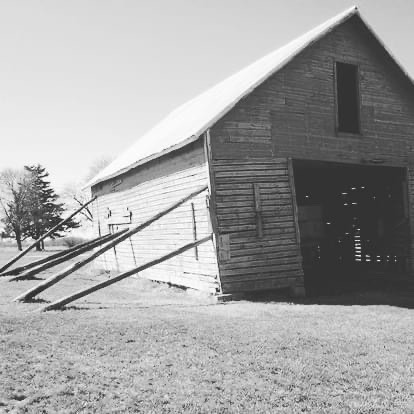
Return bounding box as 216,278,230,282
336,62,360,134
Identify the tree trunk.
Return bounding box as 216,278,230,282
35,239,45,251
35,229,43,251
14,229,22,251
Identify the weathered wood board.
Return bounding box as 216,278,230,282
91,141,220,293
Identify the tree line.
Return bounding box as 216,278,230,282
0,164,79,251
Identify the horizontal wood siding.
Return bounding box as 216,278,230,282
91,141,219,293
213,158,303,293
269,18,414,166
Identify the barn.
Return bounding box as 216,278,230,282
86,6,414,298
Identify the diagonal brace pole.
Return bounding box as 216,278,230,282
38,235,213,312
0,196,97,274
14,185,207,303
2,232,113,277
10,229,128,282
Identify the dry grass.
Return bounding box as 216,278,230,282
0,246,413,413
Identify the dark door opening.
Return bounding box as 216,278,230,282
292,160,409,294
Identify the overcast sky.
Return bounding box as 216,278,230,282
1,0,413,191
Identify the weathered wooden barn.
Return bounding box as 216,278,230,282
87,6,414,297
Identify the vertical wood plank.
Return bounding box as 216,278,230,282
287,158,302,257
253,183,263,238
205,195,212,233
218,234,231,262
191,202,199,260
204,130,219,234
204,130,223,293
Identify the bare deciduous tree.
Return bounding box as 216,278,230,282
0,168,34,250
61,182,93,222
61,156,113,231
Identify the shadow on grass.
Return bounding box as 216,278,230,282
57,302,218,311
244,286,414,309
34,305,95,312
25,298,51,304
62,305,100,311
9,276,44,282
293,292,414,309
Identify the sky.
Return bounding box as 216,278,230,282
0,0,413,191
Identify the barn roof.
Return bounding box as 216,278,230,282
86,5,413,188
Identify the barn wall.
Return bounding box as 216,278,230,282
209,15,414,290
91,141,220,293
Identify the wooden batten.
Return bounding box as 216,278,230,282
191,202,199,260
253,183,264,238
287,158,303,267
203,130,223,293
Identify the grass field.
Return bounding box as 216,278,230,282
0,246,413,413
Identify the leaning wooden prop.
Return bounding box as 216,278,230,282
9,230,128,282
13,185,208,303
0,196,97,275
1,233,112,277
38,235,212,312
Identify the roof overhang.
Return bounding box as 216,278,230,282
85,6,414,189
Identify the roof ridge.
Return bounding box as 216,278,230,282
85,6,411,188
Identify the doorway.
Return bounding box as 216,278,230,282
292,160,409,293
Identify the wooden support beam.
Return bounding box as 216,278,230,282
203,130,219,234
9,230,127,282
203,130,223,295
38,235,213,312
0,196,97,274
191,202,199,260
253,183,263,238
14,185,207,302
287,158,302,250
2,232,112,277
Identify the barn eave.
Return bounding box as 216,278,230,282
85,5,414,189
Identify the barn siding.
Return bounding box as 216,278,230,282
91,141,220,293
212,157,303,293
211,16,414,167
209,15,414,290
270,18,414,166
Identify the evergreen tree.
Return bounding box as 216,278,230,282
24,164,79,250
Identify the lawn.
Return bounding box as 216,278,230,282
0,246,413,413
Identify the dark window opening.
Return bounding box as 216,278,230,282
336,62,360,134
